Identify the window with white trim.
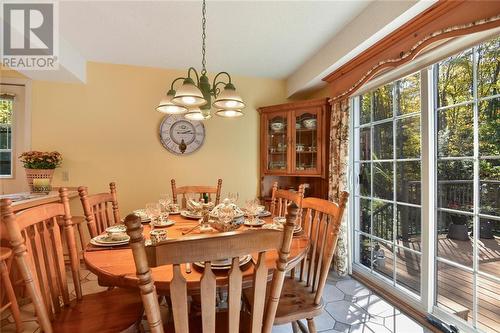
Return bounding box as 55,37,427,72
0,95,14,177
352,35,499,333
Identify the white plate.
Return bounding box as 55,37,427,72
152,219,175,227
259,211,272,217
169,211,180,215
244,219,265,227
193,255,252,270
181,211,203,219
262,224,302,233
90,235,129,247
105,224,127,233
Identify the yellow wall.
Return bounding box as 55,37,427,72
2,62,288,214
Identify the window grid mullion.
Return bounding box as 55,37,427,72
392,80,398,287
472,43,479,330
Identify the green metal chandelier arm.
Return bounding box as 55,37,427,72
169,77,186,92
187,67,201,86
211,71,232,96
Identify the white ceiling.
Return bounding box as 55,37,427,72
59,1,371,79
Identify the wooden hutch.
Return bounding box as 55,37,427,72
258,98,331,206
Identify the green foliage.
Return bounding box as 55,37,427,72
0,99,12,124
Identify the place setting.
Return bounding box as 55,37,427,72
88,224,130,251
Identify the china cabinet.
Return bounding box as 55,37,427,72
258,98,331,203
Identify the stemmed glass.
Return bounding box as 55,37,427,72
245,199,260,225
158,194,171,223
146,202,160,230
228,192,239,204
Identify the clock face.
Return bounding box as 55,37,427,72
159,115,205,155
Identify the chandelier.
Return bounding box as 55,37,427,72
156,0,245,120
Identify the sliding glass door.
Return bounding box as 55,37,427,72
352,35,499,333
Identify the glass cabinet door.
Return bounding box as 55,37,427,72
265,112,289,173
294,110,321,174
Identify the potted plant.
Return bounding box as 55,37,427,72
19,151,62,192
447,201,470,241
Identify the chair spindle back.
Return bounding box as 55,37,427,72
0,188,82,333
270,182,305,219
298,192,349,305
78,182,121,238
125,201,299,333
171,179,223,209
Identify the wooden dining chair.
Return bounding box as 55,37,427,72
78,182,121,241
0,247,22,332
124,201,299,333
269,182,305,218
268,193,349,333
0,188,143,333
171,178,223,208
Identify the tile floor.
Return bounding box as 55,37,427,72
0,267,431,333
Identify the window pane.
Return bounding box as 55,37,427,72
436,211,472,268
373,200,393,241
357,197,371,233
478,36,500,98
0,151,12,176
397,161,421,205
359,93,371,125
437,160,473,211
396,115,420,159
0,126,10,149
358,127,371,160
373,122,393,160
373,162,393,200
373,83,393,121
437,49,473,108
373,240,394,281
478,218,499,277
0,99,12,124
437,105,473,157
396,248,421,296
396,205,421,244
479,98,499,157
436,261,473,325
480,158,499,217
357,163,371,197
359,233,372,269
477,276,500,333
396,72,420,115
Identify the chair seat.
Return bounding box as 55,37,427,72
243,277,323,326
52,288,143,333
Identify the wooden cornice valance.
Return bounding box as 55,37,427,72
324,0,500,102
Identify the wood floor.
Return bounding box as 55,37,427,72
373,235,500,333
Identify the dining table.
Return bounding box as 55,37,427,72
83,213,310,294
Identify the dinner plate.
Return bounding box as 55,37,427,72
259,211,272,217
180,211,203,219
132,209,152,223
244,219,265,227
193,254,252,270
105,224,127,233
90,235,130,247
152,219,175,227
169,211,180,215
262,224,302,234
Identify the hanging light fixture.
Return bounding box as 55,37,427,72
156,0,245,119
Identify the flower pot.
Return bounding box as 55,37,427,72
24,168,55,192
447,223,470,241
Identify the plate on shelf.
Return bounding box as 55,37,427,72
152,219,175,227
193,254,252,270
180,211,203,219
244,219,265,227
90,234,130,247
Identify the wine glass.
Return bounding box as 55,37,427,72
228,192,239,204
159,194,171,222
245,199,259,224
146,203,160,229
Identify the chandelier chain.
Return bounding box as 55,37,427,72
201,0,207,75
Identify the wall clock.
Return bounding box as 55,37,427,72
159,115,205,155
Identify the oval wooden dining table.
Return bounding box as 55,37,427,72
83,214,309,294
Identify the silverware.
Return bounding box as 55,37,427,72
182,224,200,235
185,263,192,274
